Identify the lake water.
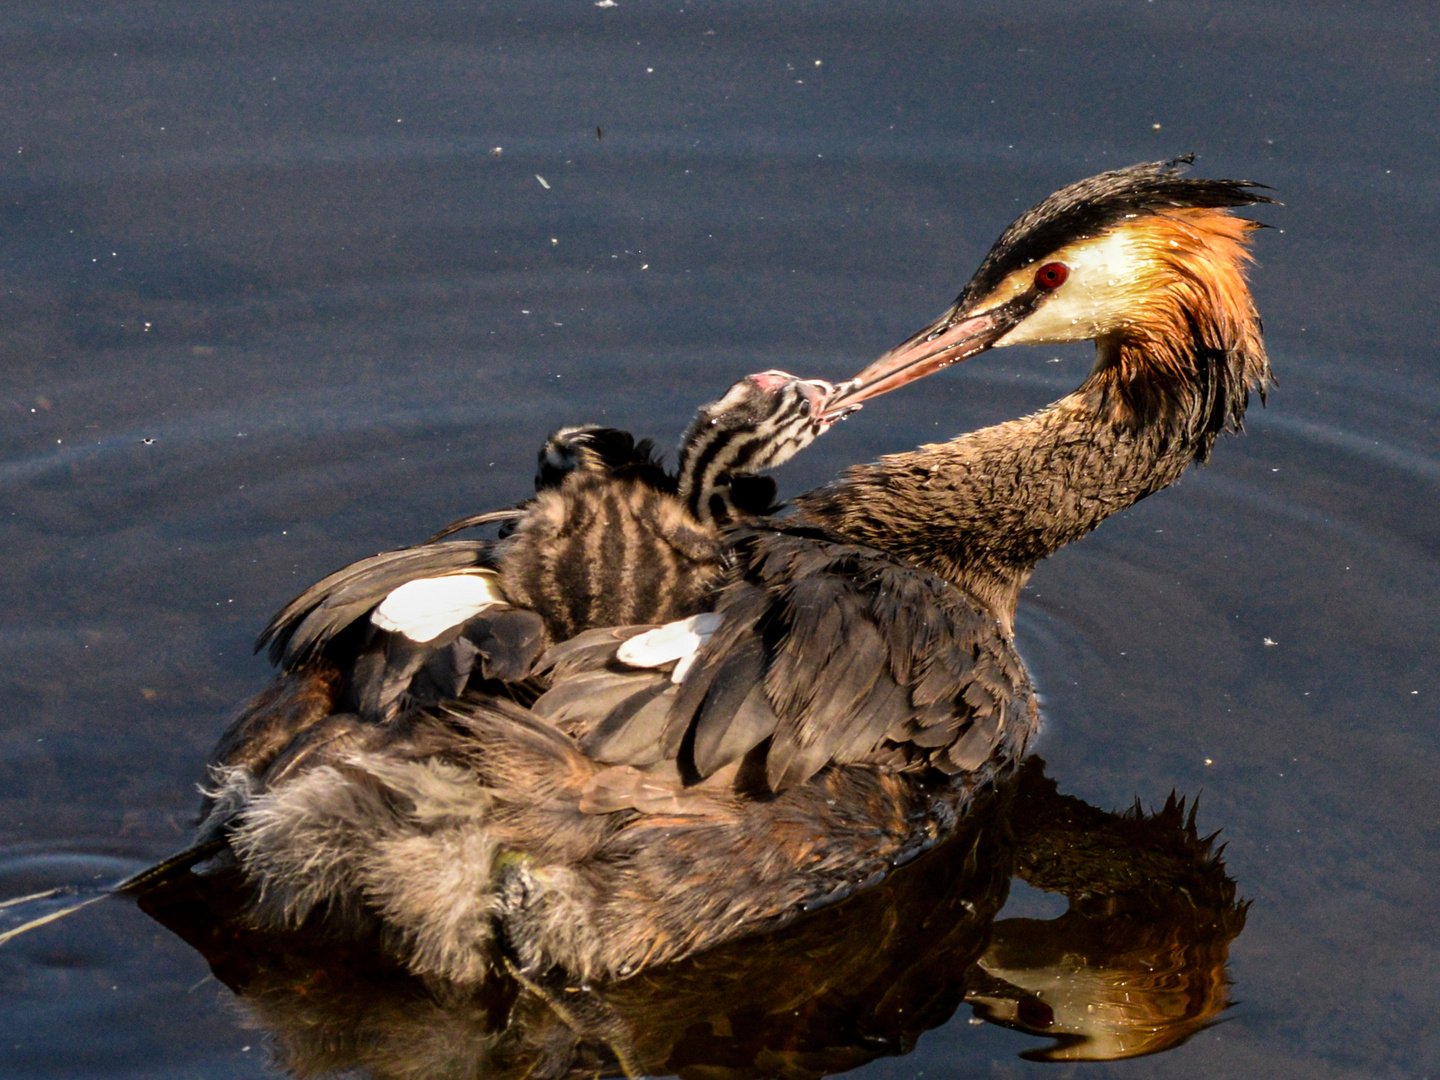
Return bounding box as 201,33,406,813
1,2,1437,1077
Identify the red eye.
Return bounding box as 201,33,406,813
1034,262,1068,291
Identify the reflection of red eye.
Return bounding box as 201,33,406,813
1034,262,1068,290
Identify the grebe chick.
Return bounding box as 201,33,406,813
497,371,838,646
529,369,837,526
217,371,836,764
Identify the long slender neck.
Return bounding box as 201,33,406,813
795,335,1259,634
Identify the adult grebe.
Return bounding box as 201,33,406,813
178,158,1273,988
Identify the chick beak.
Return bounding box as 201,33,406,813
821,295,1036,420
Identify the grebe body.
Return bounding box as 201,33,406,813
197,158,1271,985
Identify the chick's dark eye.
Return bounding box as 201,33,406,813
1034,262,1068,291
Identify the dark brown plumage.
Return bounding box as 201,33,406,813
539,527,1033,792
179,159,1269,989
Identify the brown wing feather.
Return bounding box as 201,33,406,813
257,541,496,668
661,528,1037,791
580,688,677,767
687,639,773,777
529,526,1038,796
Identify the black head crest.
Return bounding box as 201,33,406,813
957,157,1276,310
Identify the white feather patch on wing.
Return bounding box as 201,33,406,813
615,612,724,683
670,650,702,685
371,572,506,643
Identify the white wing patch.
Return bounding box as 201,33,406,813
371,572,506,643
615,612,724,683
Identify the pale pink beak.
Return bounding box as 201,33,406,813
820,308,1013,421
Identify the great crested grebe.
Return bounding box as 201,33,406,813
115,158,1272,989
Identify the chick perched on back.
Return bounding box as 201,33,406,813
250,370,841,726
535,370,837,525
498,370,839,644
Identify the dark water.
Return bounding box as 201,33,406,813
2,1,1437,1076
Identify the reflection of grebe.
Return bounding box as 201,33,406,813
967,776,1245,1062
162,158,1273,989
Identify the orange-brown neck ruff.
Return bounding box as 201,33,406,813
1089,208,1269,435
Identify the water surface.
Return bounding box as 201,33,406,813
2,2,1437,1077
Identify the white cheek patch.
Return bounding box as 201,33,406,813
615,612,724,683
996,229,1150,346
371,572,507,643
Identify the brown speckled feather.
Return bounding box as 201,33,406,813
530,525,1038,795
